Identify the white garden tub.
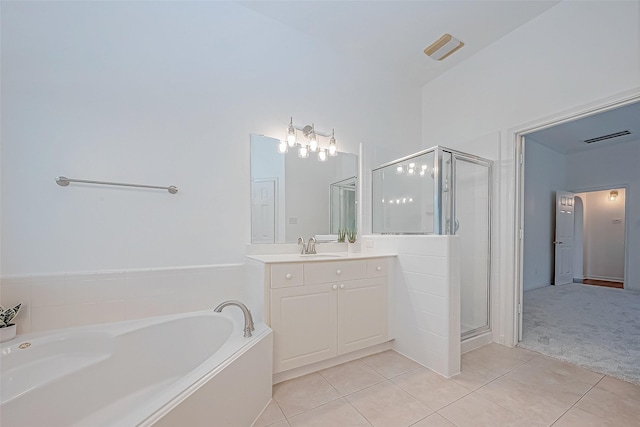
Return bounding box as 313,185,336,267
0,310,273,427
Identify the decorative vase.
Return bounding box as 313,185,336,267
0,324,17,343
348,241,361,254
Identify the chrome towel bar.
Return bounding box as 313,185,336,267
56,176,178,194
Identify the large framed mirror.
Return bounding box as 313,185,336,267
250,134,358,243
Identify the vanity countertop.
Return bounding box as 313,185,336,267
246,252,396,264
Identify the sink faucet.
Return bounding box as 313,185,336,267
297,237,306,254
306,237,317,254
213,300,255,337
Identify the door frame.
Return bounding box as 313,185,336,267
513,91,640,343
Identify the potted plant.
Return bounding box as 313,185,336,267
338,229,346,243
1,303,21,343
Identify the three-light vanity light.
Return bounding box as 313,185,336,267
278,117,338,161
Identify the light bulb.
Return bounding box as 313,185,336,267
277,142,288,153
328,129,338,156
298,145,309,158
396,199,400,204
287,117,296,147
402,198,407,203
408,168,415,175
389,200,394,204
421,164,428,170
409,163,415,168
309,135,318,152
419,169,425,176
409,198,413,202
396,166,403,174
318,149,327,162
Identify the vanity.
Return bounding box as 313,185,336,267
246,252,394,379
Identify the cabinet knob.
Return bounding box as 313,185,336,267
332,284,338,290
376,266,382,271
285,273,292,279
340,283,345,289
336,269,342,275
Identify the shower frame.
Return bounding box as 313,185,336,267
372,145,493,340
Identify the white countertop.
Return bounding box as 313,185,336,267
246,252,396,264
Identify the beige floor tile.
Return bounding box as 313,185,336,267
451,356,504,391
505,357,601,405
462,344,537,375
551,407,615,427
346,381,432,427
576,386,640,426
392,367,471,411
360,350,422,379
437,393,529,427
273,373,341,417
287,398,371,427
320,360,385,395
523,355,603,385
595,376,640,401
476,376,570,426
254,399,286,427
410,413,456,427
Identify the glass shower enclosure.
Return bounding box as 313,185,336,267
372,146,492,340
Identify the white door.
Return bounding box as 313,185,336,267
554,190,576,285
251,179,276,243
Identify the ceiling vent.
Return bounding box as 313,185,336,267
584,130,631,144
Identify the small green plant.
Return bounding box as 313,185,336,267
0,303,21,328
337,229,346,243
347,229,357,244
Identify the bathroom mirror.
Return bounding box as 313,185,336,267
250,134,357,243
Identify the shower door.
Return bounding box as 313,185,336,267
451,154,492,340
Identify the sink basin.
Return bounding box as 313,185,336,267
299,253,345,258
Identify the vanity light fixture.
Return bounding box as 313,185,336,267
287,117,297,147
277,141,288,153
424,33,464,61
282,117,338,160
609,190,619,201
328,129,337,156
298,144,309,158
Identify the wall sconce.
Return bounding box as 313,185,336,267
283,117,338,161
609,190,618,201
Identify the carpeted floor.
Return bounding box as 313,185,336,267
520,283,640,384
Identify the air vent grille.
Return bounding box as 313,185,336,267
584,130,631,144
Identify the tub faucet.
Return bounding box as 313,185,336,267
297,237,306,254
213,300,255,337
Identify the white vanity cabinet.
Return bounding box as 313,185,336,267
267,257,390,373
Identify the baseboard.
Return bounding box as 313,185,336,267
461,331,493,354
586,275,624,282
272,340,394,384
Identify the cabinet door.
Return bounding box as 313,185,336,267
271,283,338,373
337,278,388,355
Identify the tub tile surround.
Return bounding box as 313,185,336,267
256,345,640,427
0,264,246,335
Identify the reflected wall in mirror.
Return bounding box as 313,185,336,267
250,134,358,243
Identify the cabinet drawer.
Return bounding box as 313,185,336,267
271,263,304,288
304,260,366,285
367,258,388,278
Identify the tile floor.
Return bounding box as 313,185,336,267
254,344,640,427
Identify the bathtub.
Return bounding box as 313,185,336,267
0,310,273,427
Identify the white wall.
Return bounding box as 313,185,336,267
566,140,638,282
421,0,640,344
522,140,566,290
0,1,421,276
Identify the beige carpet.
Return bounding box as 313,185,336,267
520,283,640,384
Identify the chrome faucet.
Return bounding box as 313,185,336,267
297,236,306,254
306,237,317,254
213,300,255,337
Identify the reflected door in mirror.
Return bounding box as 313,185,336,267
251,179,276,243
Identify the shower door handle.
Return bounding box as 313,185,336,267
553,241,563,245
